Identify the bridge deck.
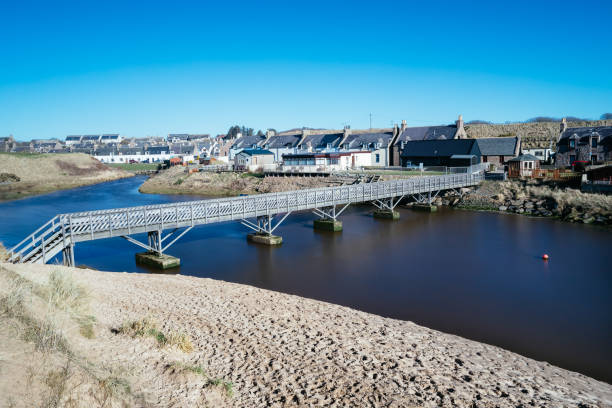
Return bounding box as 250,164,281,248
8,169,484,264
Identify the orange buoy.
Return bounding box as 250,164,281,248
542,254,549,260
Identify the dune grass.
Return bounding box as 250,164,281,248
118,316,194,352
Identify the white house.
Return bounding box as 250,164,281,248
100,134,123,144
65,135,82,146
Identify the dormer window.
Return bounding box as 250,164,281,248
591,137,598,148
569,139,575,148
326,143,332,149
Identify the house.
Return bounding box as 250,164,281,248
281,151,372,172
168,134,190,143
100,134,122,144
229,134,267,160
508,154,540,178
522,147,552,163
391,115,467,166
555,118,612,167
297,132,344,152
475,137,521,167
234,149,275,171
338,131,395,167
262,134,301,161
400,139,481,167
81,135,102,144
65,135,82,146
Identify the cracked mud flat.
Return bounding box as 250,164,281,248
5,263,611,407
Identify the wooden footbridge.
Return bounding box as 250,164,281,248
7,167,485,267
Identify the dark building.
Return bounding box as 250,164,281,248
400,139,481,167
475,137,521,166
556,123,612,167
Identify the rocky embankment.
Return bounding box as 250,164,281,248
1,263,610,407
0,153,132,201
452,180,612,225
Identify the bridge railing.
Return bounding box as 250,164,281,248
7,215,62,263
59,171,482,242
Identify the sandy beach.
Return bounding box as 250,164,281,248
1,262,610,407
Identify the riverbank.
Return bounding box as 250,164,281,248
0,153,132,201
1,263,610,407
452,180,612,225
139,166,347,196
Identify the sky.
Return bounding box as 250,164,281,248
0,0,611,141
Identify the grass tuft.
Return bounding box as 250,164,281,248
118,317,194,351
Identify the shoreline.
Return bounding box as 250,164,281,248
1,263,610,407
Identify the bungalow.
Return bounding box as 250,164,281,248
508,154,540,178
522,147,553,163
556,119,612,167
234,149,275,171
475,136,521,167
400,139,481,167
391,115,467,166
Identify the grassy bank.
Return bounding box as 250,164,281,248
0,153,132,201
139,166,340,197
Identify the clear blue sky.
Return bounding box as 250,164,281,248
1,0,611,140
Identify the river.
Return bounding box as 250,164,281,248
1,176,610,383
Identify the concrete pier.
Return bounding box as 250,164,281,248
247,233,283,245
373,210,400,220
135,252,180,269
412,204,438,212
313,219,343,232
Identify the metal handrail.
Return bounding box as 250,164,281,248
8,215,61,262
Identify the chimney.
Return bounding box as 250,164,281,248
560,117,567,134
338,125,352,149
401,120,407,131
455,114,467,139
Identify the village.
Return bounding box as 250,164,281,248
1,115,611,191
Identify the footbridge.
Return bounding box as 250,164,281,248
7,167,484,267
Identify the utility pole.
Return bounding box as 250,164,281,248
369,113,372,130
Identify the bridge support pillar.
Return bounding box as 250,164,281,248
135,252,181,269
241,213,291,246
62,244,75,267
312,204,348,232
313,218,343,232
372,197,404,221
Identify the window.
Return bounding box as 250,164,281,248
570,155,576,163
326,143,332,149
592,138,598,148
535,151,542,156
591,154,597,163
375,153,380,163
569,139,575,148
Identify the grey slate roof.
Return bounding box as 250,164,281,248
265,134,302,148
401,139,481,157
342,132,394,149
147,145,171,154
65,135,82,141
395,125,458,145
476,137,519,156
300,133,343,150
559,126,612,141
231,135,267,149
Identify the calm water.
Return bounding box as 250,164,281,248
1,176,611,383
